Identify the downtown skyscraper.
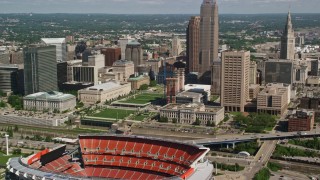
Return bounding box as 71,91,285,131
187,0,219,91
280,11,295,60
199,0,219,77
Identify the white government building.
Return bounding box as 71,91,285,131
23,91,76,112
78,80,132,105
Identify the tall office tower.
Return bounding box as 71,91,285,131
118,35,134,60
41,38,67,62
211,61,221,95
186,16,201,73
280,11,295,60
101,47,121,67
172,36,182,57
199,0,219,80
125,41,143,71
24,46,58,95
221,51,250,112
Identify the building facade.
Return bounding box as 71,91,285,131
112,60,135,82
101,47,121,67
221,51,250,112
128,75,150,90
24,46,58,95
23,91,76,112
41,38,67,62
257,83,290,116
125,41,143,70
78,81,131,105
172,36,182,57
288,110,314,132
160,103,224,126
0,64,23,95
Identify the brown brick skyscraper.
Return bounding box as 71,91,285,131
101,48,121,67
186,16,200,73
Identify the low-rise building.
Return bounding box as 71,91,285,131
23,91,76,112
160,103,225,126
288,110,314,132
184,84,211,102
306,76,320,87
249,84,260,100
78,80,131,105
112,60,135,82
257,83,290,115
176,92,204,104
128,75,150,90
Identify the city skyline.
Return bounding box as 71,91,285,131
0,0,318,14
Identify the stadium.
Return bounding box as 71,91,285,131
6,135,213,180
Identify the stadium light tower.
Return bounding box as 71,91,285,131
5,134,9,155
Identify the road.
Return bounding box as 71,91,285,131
243,140,277,179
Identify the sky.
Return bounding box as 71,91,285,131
0,0,318,14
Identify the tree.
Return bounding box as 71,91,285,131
172,118,177,124
159,116,168,123
45,136,52,142
194,118,201,126
12,148,21,155
7,128,13,138
0,101,6,108
149,80,157,87
139,84,149,90
14,125,18,132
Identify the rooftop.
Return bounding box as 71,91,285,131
41,38,66,44
86,81,128,91
127,40,141,46
177,92,203,98
24,91,75,101
113,59,134,66
128,75,149,81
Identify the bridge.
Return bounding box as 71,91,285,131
186,129,320,146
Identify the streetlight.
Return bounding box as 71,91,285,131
5,134,9,156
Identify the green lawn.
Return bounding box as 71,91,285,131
120,93,163,104
92,109,135,119
0,153,20,166
132,114,149,121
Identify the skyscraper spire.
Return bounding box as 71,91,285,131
280,10,295,60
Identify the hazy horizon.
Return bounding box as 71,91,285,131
0,0,318,14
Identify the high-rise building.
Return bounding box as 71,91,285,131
172,36,182,57
24,46,58,95
0,64,24,95
118,36,134,60
101,47,121,67
187,16,201,73
125,41,143,70
280,11,295,60
221,51,250,112
199,0,219,79
41,38,67,62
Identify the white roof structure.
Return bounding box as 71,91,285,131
41,38,66,44
87,81,123,91
24,91,75,101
